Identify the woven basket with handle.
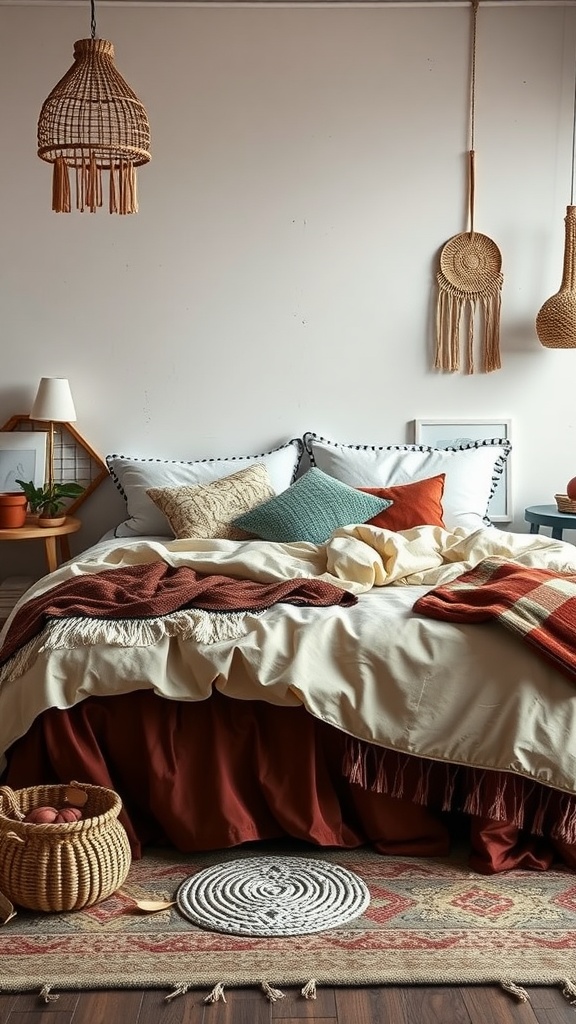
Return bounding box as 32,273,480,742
0,782,131,912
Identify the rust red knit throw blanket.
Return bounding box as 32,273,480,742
413,557,576,682
0,561,357,668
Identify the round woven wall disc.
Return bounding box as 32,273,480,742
176,855,371,936
440,232,502,294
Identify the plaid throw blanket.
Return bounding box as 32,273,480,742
0,561,357,670
413,557,576,682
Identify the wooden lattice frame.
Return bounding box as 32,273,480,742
1,415,108,516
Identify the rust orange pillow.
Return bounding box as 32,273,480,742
359,474,446,531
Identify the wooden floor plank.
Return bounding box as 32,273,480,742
528,991,576,1024
335,987,410,1024
5,1012,77,1024
4,990,79,1023
460,986,540,1024
0,994,18,1021
400,986,472,1024
60,989,143,1024
528,986,576,1012
272,1019,336,1024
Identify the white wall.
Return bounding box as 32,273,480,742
0,1,575,577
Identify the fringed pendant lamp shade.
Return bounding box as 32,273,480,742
37,1,151,214
536,34,576,347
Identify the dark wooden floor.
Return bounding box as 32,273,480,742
0,985,574,1023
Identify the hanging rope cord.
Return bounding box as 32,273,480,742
468,0,479,236
570,42,576,205
90,0,97,40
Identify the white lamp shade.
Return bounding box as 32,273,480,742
31,377,77,423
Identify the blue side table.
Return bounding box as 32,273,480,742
524,504,576,541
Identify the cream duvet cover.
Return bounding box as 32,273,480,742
2,523,576,796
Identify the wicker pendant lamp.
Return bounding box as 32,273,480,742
37,0,151,214
536,50,576,347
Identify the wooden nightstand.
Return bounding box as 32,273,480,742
524,504,576,541
0,515,81,574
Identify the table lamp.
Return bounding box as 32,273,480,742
30,377,77,492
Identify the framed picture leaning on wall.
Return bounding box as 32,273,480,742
0,431,48,494
413,418,512,523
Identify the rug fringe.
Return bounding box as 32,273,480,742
561,979,576,1005
38,985,59,1003
500,981,530,1003
164,983,190,1001
204,982,226,1003
301,978,317,999
260,981,286,1002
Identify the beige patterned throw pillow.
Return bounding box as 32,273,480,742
146,463,275,540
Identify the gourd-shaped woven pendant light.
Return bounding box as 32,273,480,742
37,0,151,214
536,51,576,347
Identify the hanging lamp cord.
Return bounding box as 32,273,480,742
570,42,576,205
90,0,96,40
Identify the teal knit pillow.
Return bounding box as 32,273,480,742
232,467,393,544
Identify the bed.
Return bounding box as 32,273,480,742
2,430,576,876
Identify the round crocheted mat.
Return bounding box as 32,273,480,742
176,855,371,936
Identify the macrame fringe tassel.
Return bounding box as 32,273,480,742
499,981,530,1003
561,979,576,1005
301,979,317,999
260,981,285,1002
51,154,138,214
52,157,71,213
38,985,59,1004
435,279,502,374
204,982,226,1004
109,160,139,215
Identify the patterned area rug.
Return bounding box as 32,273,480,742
1,841,576,995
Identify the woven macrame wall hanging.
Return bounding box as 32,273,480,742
434,0,503,374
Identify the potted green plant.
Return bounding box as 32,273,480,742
15,480,84,527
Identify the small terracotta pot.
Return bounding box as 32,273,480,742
38,514,66,528
0,492,28,529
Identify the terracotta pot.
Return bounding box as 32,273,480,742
0,492,28,529
38,514,67,528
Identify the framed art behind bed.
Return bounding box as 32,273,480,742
413,418,512,522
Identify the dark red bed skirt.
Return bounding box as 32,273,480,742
3,690,576,874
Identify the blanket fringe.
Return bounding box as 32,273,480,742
260,981,286,1002
38,985,59,1003
204,982,226,1003
0,609,251,687
301,978,317,999
500,981,530,1003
